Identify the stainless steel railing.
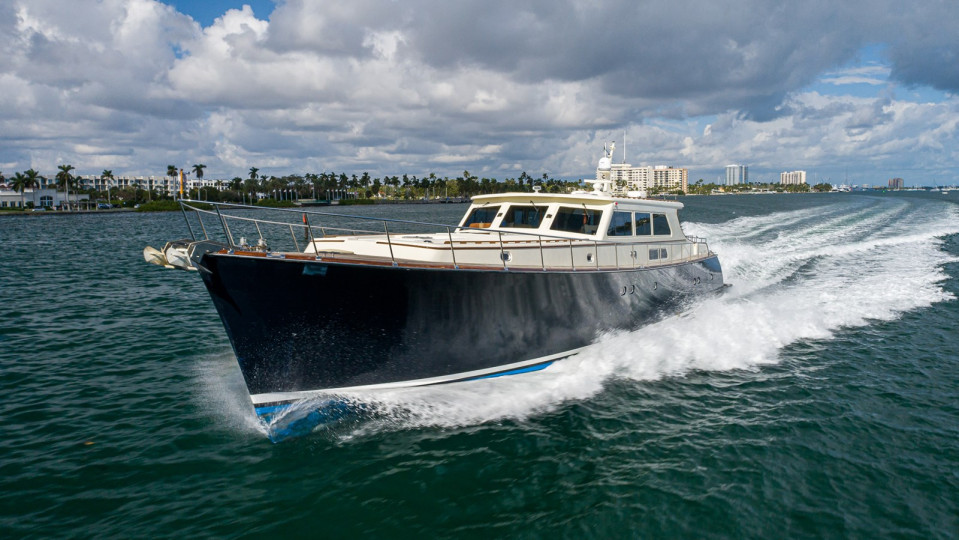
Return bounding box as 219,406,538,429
179,200,712,271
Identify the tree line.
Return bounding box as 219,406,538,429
1,164,589,208
4,163,833,210
162,167,586,203
685,179,833,195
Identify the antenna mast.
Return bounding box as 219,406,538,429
623,130,627,164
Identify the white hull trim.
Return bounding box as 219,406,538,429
249,346,589,407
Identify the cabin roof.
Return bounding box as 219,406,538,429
469,191,684,210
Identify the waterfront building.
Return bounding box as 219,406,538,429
888,177,904,189
599,158,688,194
0,187,89,209
652,166,688,193
77,174,229,197
780,170,807,185
725,165,748,186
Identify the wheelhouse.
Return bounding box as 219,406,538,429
459,193,686,242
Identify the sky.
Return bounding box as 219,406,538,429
1,0,958,187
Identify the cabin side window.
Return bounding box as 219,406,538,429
550,207,604,235
607,211,633,236
500,205,544,229
652,213,671,236
462,205,500,228
635,212,652,235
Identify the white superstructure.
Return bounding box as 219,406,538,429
295,147,707,271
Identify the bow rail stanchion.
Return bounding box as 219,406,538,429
384,222,397,266
196,207,210,240
538,234,546,271
304,213,316,253
180,201,197,241
446,226,458,269
214,204,235,247
288,224,300,252
498,230,508,270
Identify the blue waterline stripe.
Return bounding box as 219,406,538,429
253,359,560,416
464,361,554,381
255,403,292,416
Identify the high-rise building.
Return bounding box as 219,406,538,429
599,162,688,193
780,171,807,185
725,165,748,185
888,177,904,189
652,166,688,193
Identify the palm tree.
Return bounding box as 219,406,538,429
101,169,114,206
10,172,27,209
191,164,207,200
162,165,176,200
24,169,41,208
249,167,259,181
56,164,75,210
242,178,258,203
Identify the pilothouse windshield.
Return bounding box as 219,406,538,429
501,205,544,228
462,205,500,228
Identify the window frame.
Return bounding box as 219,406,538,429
499,204,545,229
549,206,605,235
461,205,501,229
652,213,672,236
634,212,652,236
607,210,634,237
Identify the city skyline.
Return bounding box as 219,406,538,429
1,1,957,187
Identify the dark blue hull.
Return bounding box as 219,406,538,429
199,253,723,403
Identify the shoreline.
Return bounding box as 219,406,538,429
0,189,943,218
0,208,137,217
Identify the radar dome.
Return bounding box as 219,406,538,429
597,156,611,170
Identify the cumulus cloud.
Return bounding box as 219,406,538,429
0,0,957,184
